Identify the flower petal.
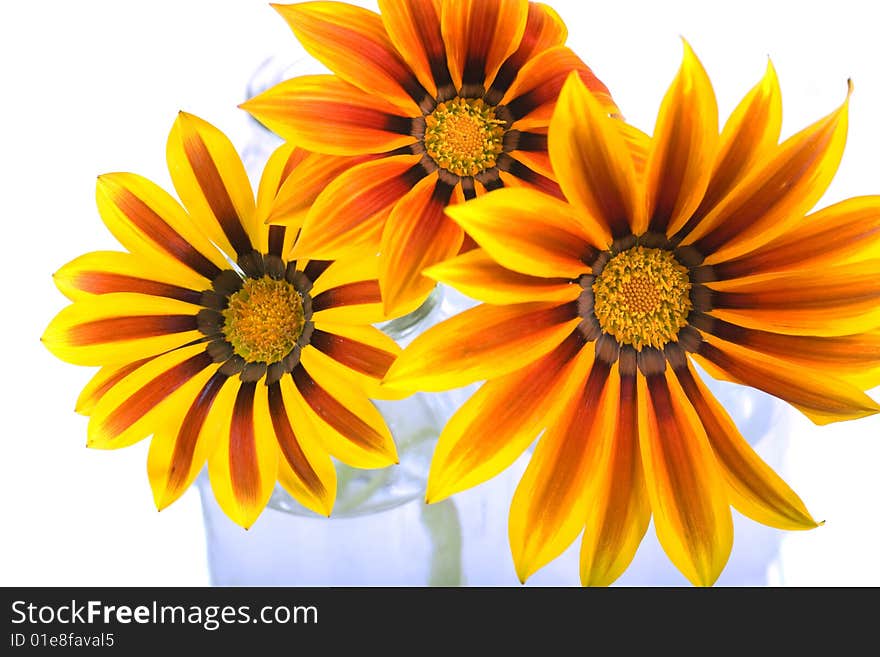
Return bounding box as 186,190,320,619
264,149,378,228
241,75,417,156
645,40,719,236
424,248,581,304
208,381,279,529
714,196,880,279
444,186,601,278
378,0,449,100
502,46,618,132
638,370,733,587
86,344,216,449
440,0,528,94
273,1,423,113
292,154,425,259
383,300,581,392
486,1,567,99
380,175,463,316
271,377,337,516
694,334,880,425
509,358,617,582
704,317,880,391
579,370,651,587
311,279,387,325
147,370,229,510
291,364,398,468
167,112,258,258
42,293,202,367
686,81,852,264
675,362,818,530
75,358,152,416
674,60,782,242
53,251,205,304
426,330,589,502
304,322,404,400
708,259,880,336
548,72,642,239
95,172,225,280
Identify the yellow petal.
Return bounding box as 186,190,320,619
378,0,445,99
208,381,279,529
675,362,818,530
580,370,651,586
637,370,733,587
383,300,581,392
444,186,602,278
167,112,259,258
424,248,581,305
426,331,589,502
75,358,152,416
509,358,618,582
645,40,719,236
548,71,642,239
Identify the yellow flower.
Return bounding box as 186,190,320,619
384,43,880,586
241,0,637,316
43,112,402,529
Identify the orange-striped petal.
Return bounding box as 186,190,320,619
502,46,618,132
271,376,337,516
167,112,258,258
208,381,279,529
675,60,782,241
291,364,398,468
445,186,601,278
687,81,852,264
708,260,880,336
148,370,229,510
579,371,651,587
95,172,226,281
53,251,205,304
675,362,818,530
703,317,880,391
509,358,617,582
379,174,463,316
548,72,642,239
274,1,423,113
645,41,719,236
638,370,733,587
293,155,425,259
440,0,528,94
694,334,880,425
426,331,589,502
714,196,880,279
378,0,448,100
424,248,580,304
86,344,217,449
42,293,202,367
383,300,581,392
75,358,152,416
241,75,416,156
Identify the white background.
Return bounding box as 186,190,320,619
1,0,878,586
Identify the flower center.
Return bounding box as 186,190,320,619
424,97,505,176
592,246,692,351
222,276,305,364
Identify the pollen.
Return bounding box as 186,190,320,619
592,246,692,351
222,276,305,364
424,97,505,177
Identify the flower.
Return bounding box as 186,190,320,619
43,112,402,528
241,0,631,315
383,43,880,586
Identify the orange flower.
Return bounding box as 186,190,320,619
384,44,880,586
43,113,402,528
242,0,628,315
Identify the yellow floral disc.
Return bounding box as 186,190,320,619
424,97,505,176
592,246,692,351
222,276,304,363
